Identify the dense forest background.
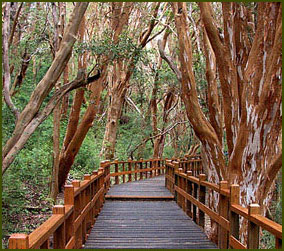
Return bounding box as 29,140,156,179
2,2,282,248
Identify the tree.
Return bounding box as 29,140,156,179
2,3,90,174
199,1,282,206
100,2,162,160
56,2,132,189
162,0,281,219
158,2,281,240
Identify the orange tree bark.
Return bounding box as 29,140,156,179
202,28,223,145
58,66,107,189
167,3,281,240
101,2,161,160
151,30,172,158
2,3,89,174
171,2,226,182
167,2,282,211
50,2,63,201
199,2,282,209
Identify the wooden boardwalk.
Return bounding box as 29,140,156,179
84,176,217,249
106,175,174,200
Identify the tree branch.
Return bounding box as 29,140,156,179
140,2,161,48
125,95,144,118
129,121,189,156
158,39,182,81
8,2,23,48
2,2,20,120
2,69,101,174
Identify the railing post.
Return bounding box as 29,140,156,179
178,167,183,208
218,181,229,249
128,158,132,182
248,204,260,249
106,160,111,189
149,159,153,178
101,160,110,190
72,180,82,249
165,159,168,188
9,234,29,249
98,166,105,204
174,162,178,202
229,184,240,248
145,160,148,179
186,171,193,218
64,184,75,248
122,162,126,183
193,180,198,224
198,174,206,229
139,158,143,180
134,161,138,181
92,171,99,220
53,205,66,249
114,159,119,185
84,174,92,234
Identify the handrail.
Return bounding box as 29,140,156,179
9,166,106,249
107,158,166,185
165,159,282,249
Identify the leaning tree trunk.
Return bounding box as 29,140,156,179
172,2,226,183
167,2,282,241
100,2,161,160
57,66,107,189
50,1,63,202
2,2,89,174
101,83,127,160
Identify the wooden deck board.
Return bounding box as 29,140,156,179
84,176,217,249
106,175,173,198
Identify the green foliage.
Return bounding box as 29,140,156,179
74,30,146,66
260,182,282,249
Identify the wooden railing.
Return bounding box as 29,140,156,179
165,159,282,249
107,158,165,185
9,163,107,249
8,158,165,249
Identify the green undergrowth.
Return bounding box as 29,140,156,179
260,181,282,249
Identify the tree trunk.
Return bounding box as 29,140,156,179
200,1,282,207
2,2,20,119
10,52,31,97
58,67,107,189
100,2,160,159
101,82,127,160
172,2,226,182
2,3,89,174
50,2,65,201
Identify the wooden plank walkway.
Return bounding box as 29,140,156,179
84,175,217,249
106,175,174,200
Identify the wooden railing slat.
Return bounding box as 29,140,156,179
229,236,246,249
231,204,249,219
174,185,230,231
250,214,282,239
110,167,165,177
65,236,75,249
29,215,64,249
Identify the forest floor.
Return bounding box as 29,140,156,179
2,182,53,248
